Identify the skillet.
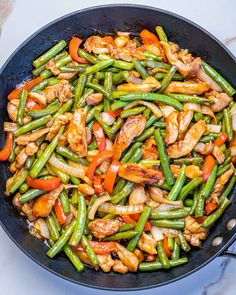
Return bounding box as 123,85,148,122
0,4,236,291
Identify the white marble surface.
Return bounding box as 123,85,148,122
0,0,236,294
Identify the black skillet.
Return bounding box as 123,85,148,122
0,4,236,291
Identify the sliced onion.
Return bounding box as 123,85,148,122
99,202,144,215
158,227,179,238
231,104,236,131
105,139,113,151
157,203,183,211
197,68,223,92
159,104,175,117
150,226,164,241
88,193,111,220
124,100,162,118
148,187,183,208
4,122,18,132
49,155,86,179
127,75,143,84
86,128,92,144
230,146,236,156
34,218,50,239
207,124,221,134
101,112,115,125
184,103,201,112
202,105,217,124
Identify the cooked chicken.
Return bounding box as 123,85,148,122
7,99,31,124
45,59,60,76
161,41,201,78
28,92,46,107
194,142,214,155
15,128,50,145
113,115,146,161
170,164,181,178
115,243,139,272
46,113,72,141
178,110,193,139
67,109,87,157
148,186,183,208
22,202,36,222
184,216,208,247
57,72,77,80
165,81,210,95
25,142,38,156
88,219,120,239
137,232,157,254
196,68,222,92
117,77,161,92
97,254,115,272
205,91,232,112
84,36,113,54
15,148,28,169
141,136,158,160
32,185,63,218
85,93,103,105
165,110,179,144
212,145,225,164
44,81,73,103
167,120,207,158
129,184,147,205
113,260,129,274
133,248,145,263
118,163,164,184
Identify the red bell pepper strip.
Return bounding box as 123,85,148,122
54,198,67,225
140,29,166,61
214,132,228,147
8,77,43,100
69,37,88,64
26,176,61,190
0,132,13,161
26,98,42,110
93,175,104,194
163,235,172,258
103,160,121,194
106,109,123,118
205,202,218,215
92,122,106,152
121,214,152,232
86,150,113,180
202,155,216,183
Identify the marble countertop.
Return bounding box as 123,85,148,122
0,0,236,294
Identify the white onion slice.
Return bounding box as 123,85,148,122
124,100,162,118
88,193,111,220
101,112,115,125
207,124,221,134
184,103,201,112
3,122,18,132
150,226,164,241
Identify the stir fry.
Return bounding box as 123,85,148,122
2,26,236,273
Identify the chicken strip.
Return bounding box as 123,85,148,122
165,81,210,95
118,163,164,184
117,77,161,92
137,232,157,254
88,219,120,239
205,91,232,112
165,110,179,144
184,216,208,247
113,115,146,161
15,128,50,145
115,243,139,272
44,81,73,103
178,110,193,139
194,142,214,155
46,113,72,141
97,254,115,272
212,145,225,164
167,120,207,158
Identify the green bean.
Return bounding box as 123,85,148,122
184,198,194,207
63,245,84,272
30,79,49,92
158,66,177,93
88,140,98,151
85,83,109,101
224,108,233,141
56,146,83,163
201,61,236,96
46,215,60,241
127,148,143,163
33,40,67,68
143,108,151,119
157,240,170,269
127,206,151,252
177,231,191,252
113,60,134,70
59,66,86,73
143,51,163,61
119,223,134,232
204,116,211,124
19,183,29,194
73,74,87,109
51,210,61,232
189,189,199,215
153,182,172,191
40,55,72,79
154,129,174,186
202,198,231,228
121,93,183,111
134,59,149,79
112,91,129,99
220,155,232,169
140,60,171,70
104,230,138,241
120,106,146,119
218,175,236,206
139,159,160,166
195,184,205,218
201,165,218,199
139,257,188,271
155,72,183,81
167,164,186,200
135,126,155,142
19,188,46,203
16,89,28,126
151,219,185,229
150,208,189,219
111,182,134,204
168,237,174,251
9,168,28,194
168,93,214,105
85,59,114,75
104,71,113,98
70,188,78,207
220,144,227,153
81,235,99,266
38,168,50,177
47,219,76,258
113,178,126,195
93,110,113,140
120,142,142,163
85,103,103,124
103,213,116,219
25,155,36,170
69,194,86,246
27,101,60,118
110,117,124,134
59,190,71,215
216,111,224,123
29,127,64,178
14,115,51,137
78,49,99,64
155,26,168,42
112,71,130,85
32,64,46,77
217,164,231,177
53,99,73,117
51,163,70,184
111,100,128,111
200,133,219,143
171,239,180,261
145,114,158,129
153,121,166,128
194,112,203,122
179,177,202,201
8,141,16,163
